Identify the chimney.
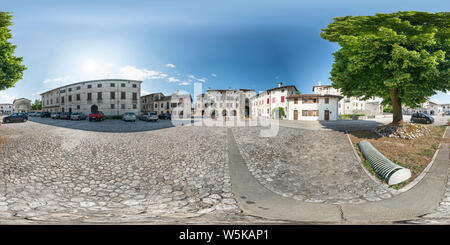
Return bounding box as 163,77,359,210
278,82,283,88
318,81,322,86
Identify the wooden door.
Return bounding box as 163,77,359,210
294,110,298,120
324,110,330,120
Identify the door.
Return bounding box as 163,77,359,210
294,110,298,120
324,110,330,120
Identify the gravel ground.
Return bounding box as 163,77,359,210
232,126,394,204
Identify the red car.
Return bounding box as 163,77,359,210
88,111,105,121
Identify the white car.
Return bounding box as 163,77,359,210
122,112,136,122
139,112,158,122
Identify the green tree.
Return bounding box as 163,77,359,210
1,12,26,91
31,99,42,110
321,11,449,124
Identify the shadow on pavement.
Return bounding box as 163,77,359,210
26,117,196,133
318,120,384,132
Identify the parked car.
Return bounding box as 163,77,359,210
139,112,158,122
159,113,171,120
410,113,434,124
59,112,71,120
34,112,42,117
89,111,105,121
122,112,137,122
28,112,37,117
2,113,28,123
41,112,51,118
51,112,60,119
70,112,87,120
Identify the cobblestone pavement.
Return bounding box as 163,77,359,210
232,126,394,204
0,120,268,224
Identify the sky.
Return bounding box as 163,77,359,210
1,0,449,104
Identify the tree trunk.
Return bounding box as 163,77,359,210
389,88,403,124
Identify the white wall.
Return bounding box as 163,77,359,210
288,97,340,121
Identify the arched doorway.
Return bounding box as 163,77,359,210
211,110,216,119
232,110,237,116
91,105,98,113
222,109,227,116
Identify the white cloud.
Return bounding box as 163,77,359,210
188,75,196,79
179,81,191,86
43,76,71,84
0,91,16,104
196,78,207,83
211,73,217,77
165,64,176,68
168,77,180,83
120,66,167,80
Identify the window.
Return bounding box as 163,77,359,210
111,92,115,99
87,85,92,89
97,92,102,100
97,84,102,88
60,89,65,93
77,105,80,109
132,92,137,100
68,88,72,92
272,98,275,103
76,86,80,90
121,83,125,87
87,93,92,100
121,104,125,109
110,83,115,87
133,104,137,109
267,98,269,104
121,92,126,99
325,98,329,104
50,99,53,104
68,95,72,102
294,98,298,104
302,110,319,117
281,96,285,103
132,84,137,88
111,104,115,109
76,94,80,101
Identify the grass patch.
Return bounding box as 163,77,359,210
349,125,447,189
340,114,365,120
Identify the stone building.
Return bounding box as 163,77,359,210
250,82,298,119
195,89,254,118
13,98,32,113
403,101,443,115
0,103,13,115
41,79,142,116
141,92,164,113
152,92,193,118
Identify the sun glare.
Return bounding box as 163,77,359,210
82,59,97,73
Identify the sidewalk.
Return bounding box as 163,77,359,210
227,127,450,223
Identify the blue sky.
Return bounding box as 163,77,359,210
1,0,449,104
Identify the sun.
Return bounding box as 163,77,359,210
82,59,97,73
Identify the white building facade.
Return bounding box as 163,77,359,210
312,82,383,117
250,82,298,119
13,98,32,113
41,79,142,116
153,93,193,118
0,103,13,115
195,89,254,118
403,101,443,115
287,94,342,121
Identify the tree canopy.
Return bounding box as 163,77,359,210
0,12,26,91
321,11,449,123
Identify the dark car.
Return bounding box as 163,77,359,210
41,112,51,118
159,113,171,120
59,112,71,120
2,113,28,123
410,113,434,124
89,111,105,121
